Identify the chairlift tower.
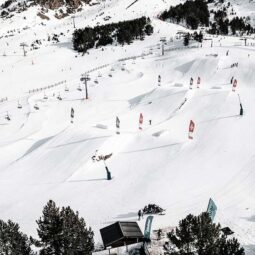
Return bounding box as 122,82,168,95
160,37,166,56
80,74,90,100
20,42,28,57
71,15,76,29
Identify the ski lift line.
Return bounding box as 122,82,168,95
0,44,218,118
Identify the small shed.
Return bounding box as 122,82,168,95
100,221,144,249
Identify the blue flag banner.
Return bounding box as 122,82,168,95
207,198,217,221
144,216,153,240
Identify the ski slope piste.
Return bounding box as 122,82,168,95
0,0,255,254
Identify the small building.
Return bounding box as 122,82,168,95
100,221,144,251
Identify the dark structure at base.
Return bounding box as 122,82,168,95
100,221,144,249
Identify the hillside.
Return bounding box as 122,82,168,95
0,0,255,254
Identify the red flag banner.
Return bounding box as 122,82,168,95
197,77,201,88
189,120,195,139
139,113,143,125
232,79,237,92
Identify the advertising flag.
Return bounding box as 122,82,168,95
207,198,217,221
144,216,154,240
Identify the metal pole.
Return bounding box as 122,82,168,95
238,94,241,104
73,17,76,28
85,76,88,99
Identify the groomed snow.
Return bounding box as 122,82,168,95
0,0,255,253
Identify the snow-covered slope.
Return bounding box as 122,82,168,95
0,0,255,254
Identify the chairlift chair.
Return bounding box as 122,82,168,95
65,86,69,92
94,78,99,84
17,102,22,109
108,73,112,77
57,93,62,100
5,112,10,121
77,85,82,91
34,104,39,110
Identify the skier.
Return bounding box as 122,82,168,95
138,210,142,221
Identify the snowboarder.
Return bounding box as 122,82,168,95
138,210,142,221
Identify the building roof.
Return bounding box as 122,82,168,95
100,221,144,248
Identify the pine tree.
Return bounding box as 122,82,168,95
36,200,63,255
0,219,33,255
167,212,245,255
36,200,94,255
60,206,94,255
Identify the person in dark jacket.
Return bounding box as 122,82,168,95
138,210,142,221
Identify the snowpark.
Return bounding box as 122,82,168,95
0,0,255,254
